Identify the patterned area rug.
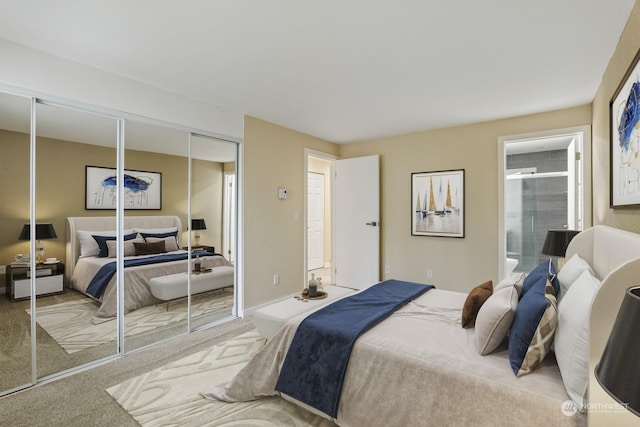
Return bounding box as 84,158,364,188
107,330,337,426
29,288,233,354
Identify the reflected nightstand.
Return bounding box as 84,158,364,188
183,245,215,254
6,262,64,301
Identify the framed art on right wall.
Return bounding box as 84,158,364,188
611,48,640,208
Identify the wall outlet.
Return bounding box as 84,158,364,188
427,269,433,280
384,265,390,274
273,274,279,285
0,265,5,275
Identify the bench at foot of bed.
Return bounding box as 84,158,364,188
149,266,234,307
253,284,356,339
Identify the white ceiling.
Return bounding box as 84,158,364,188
0,1,635,144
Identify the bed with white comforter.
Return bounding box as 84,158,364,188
204,225,640,426
205,288,583,426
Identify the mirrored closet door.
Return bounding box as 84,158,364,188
189,135,237,330
0,91,34,392
35,101,119,379
122,119,191,352
0,89,240,397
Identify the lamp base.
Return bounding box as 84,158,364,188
36,240,45,263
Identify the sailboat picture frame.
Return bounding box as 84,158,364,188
411,169,464,238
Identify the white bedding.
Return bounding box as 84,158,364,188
71,251,233,323
203,288,586,427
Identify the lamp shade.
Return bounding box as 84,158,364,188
18,223,57,240
541,229,580,257
191,219,207,230
595,286,640,417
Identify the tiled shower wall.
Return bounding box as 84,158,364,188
506,149,568,272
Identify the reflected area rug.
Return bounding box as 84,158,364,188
107,330,337,426
28,287,233,354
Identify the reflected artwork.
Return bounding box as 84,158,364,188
85,165,162,210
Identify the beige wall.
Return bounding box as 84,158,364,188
590,2,640,426
593,0,640,233
192,158,225,251
339,106,591,293
0,130,224,266
242,107,591,308
242,117,339,309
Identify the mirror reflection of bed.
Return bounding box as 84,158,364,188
62,216,235,354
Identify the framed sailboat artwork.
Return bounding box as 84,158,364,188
411,169,464,237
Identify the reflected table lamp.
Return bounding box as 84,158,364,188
595,286,640,417
191,219,206,247
19,223,57,263
541,229,580,269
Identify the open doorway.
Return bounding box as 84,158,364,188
499,127,586,277
306,152,335,287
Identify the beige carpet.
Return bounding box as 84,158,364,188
107,329,337,426
29,287,233,354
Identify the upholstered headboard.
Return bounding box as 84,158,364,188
565,225,640,281
566,225,640,425
65,215,182,281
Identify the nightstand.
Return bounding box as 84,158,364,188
6,262,65,301
183,245,215,254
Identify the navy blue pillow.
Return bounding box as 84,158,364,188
93,232,138,257
522,259,559,296
509,261,559,376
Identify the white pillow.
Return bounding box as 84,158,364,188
106,237,145,258
557,254,593,304
475,283,520,355
77,229,134,258
145,236,180,252
554,269,601,412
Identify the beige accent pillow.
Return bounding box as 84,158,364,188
106,237,144,258
461,280,493,328
475,284,519,355
494,272,526,293
145,236,180,252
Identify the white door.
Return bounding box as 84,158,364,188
307,172,325,270
223,173,236,263
334,155,380,289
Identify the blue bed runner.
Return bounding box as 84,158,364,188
85,251,212,298
274,279,433,418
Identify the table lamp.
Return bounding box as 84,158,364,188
19,223,57,263
595,286,640,417
191,218,206,247
541,229,580,269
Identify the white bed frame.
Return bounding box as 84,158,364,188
65,215,183,283
564,225,640,425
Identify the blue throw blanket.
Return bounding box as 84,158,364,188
85,251,213,298
275,279,433,418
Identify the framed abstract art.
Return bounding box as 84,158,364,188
611,48,640,207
